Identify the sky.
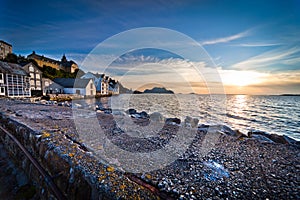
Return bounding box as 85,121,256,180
1,0,300,94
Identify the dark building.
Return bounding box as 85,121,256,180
21,62,43,96
27,51,79,73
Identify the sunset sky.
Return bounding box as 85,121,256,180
1,0,300,94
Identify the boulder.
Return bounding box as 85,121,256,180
126,108,137,115
165,118,181,125
104,108,112,114
198,124,210,133
149,112,165,123
248,130,300,146
112,110,126,116
140,111,150,119
184,116,199,128
251,134,275,143
198,124,240,137
220,125,238,136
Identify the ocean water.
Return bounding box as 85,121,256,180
92,94,300,140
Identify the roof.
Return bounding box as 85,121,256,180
27,52,60,64
53,78,92,88
0,40,12,47
0,61,29,76
48,82,64,89
21,62,43,74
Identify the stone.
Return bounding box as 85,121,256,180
104,108,112,114
112,110,126,116
140,111,149,119
198,124,210,133
126,108,137,115
251,134,275,143
149,112,164,123
184,116,199,128
165,118,181,125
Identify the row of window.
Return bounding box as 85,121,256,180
30,73,41,79
30,80,41,87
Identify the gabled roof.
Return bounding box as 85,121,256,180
0,61,28,76
53,78,92,88
20,62,43,74
0,40,12,47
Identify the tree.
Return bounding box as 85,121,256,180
4,53,18,63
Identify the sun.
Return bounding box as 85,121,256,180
220,70,267,87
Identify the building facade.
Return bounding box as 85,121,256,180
22,62,43,96
53,78,96,96
43,78,64,95
0,40,12,60
80,72,119,95
0,61,30,97
27,51,78,73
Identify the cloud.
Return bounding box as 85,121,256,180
201,30,250,45
74,51,300,94
219,69,268,86
234,42,282,47
232,46,300,70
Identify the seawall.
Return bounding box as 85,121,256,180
0,100,158,199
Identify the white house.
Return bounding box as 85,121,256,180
53,78,96,96
80,72,109,95
0,61,31,97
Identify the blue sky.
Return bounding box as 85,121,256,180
1,0,300,94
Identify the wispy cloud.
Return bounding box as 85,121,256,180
201,30,250,45
234,42,282,47
232,46,300,70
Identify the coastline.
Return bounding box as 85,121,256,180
0,99,299,199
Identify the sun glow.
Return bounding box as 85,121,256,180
220,70,267,87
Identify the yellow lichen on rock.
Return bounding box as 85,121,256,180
119,184,126,190
68,153,75,157
41,131,51,138
145,174,152,179
106,166,115,172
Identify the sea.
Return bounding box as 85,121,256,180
84,94,300,141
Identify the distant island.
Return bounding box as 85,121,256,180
280,94,300,96
133,87,174,94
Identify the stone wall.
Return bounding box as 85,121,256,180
0,112,158,199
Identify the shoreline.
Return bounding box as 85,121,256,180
0,99,299,199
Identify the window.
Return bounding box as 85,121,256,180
0,87,4,94
30,80,35,86
0,73,3,83
29,66,34,72
36,74,40,79
30,73,34,78
90,83,93,89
